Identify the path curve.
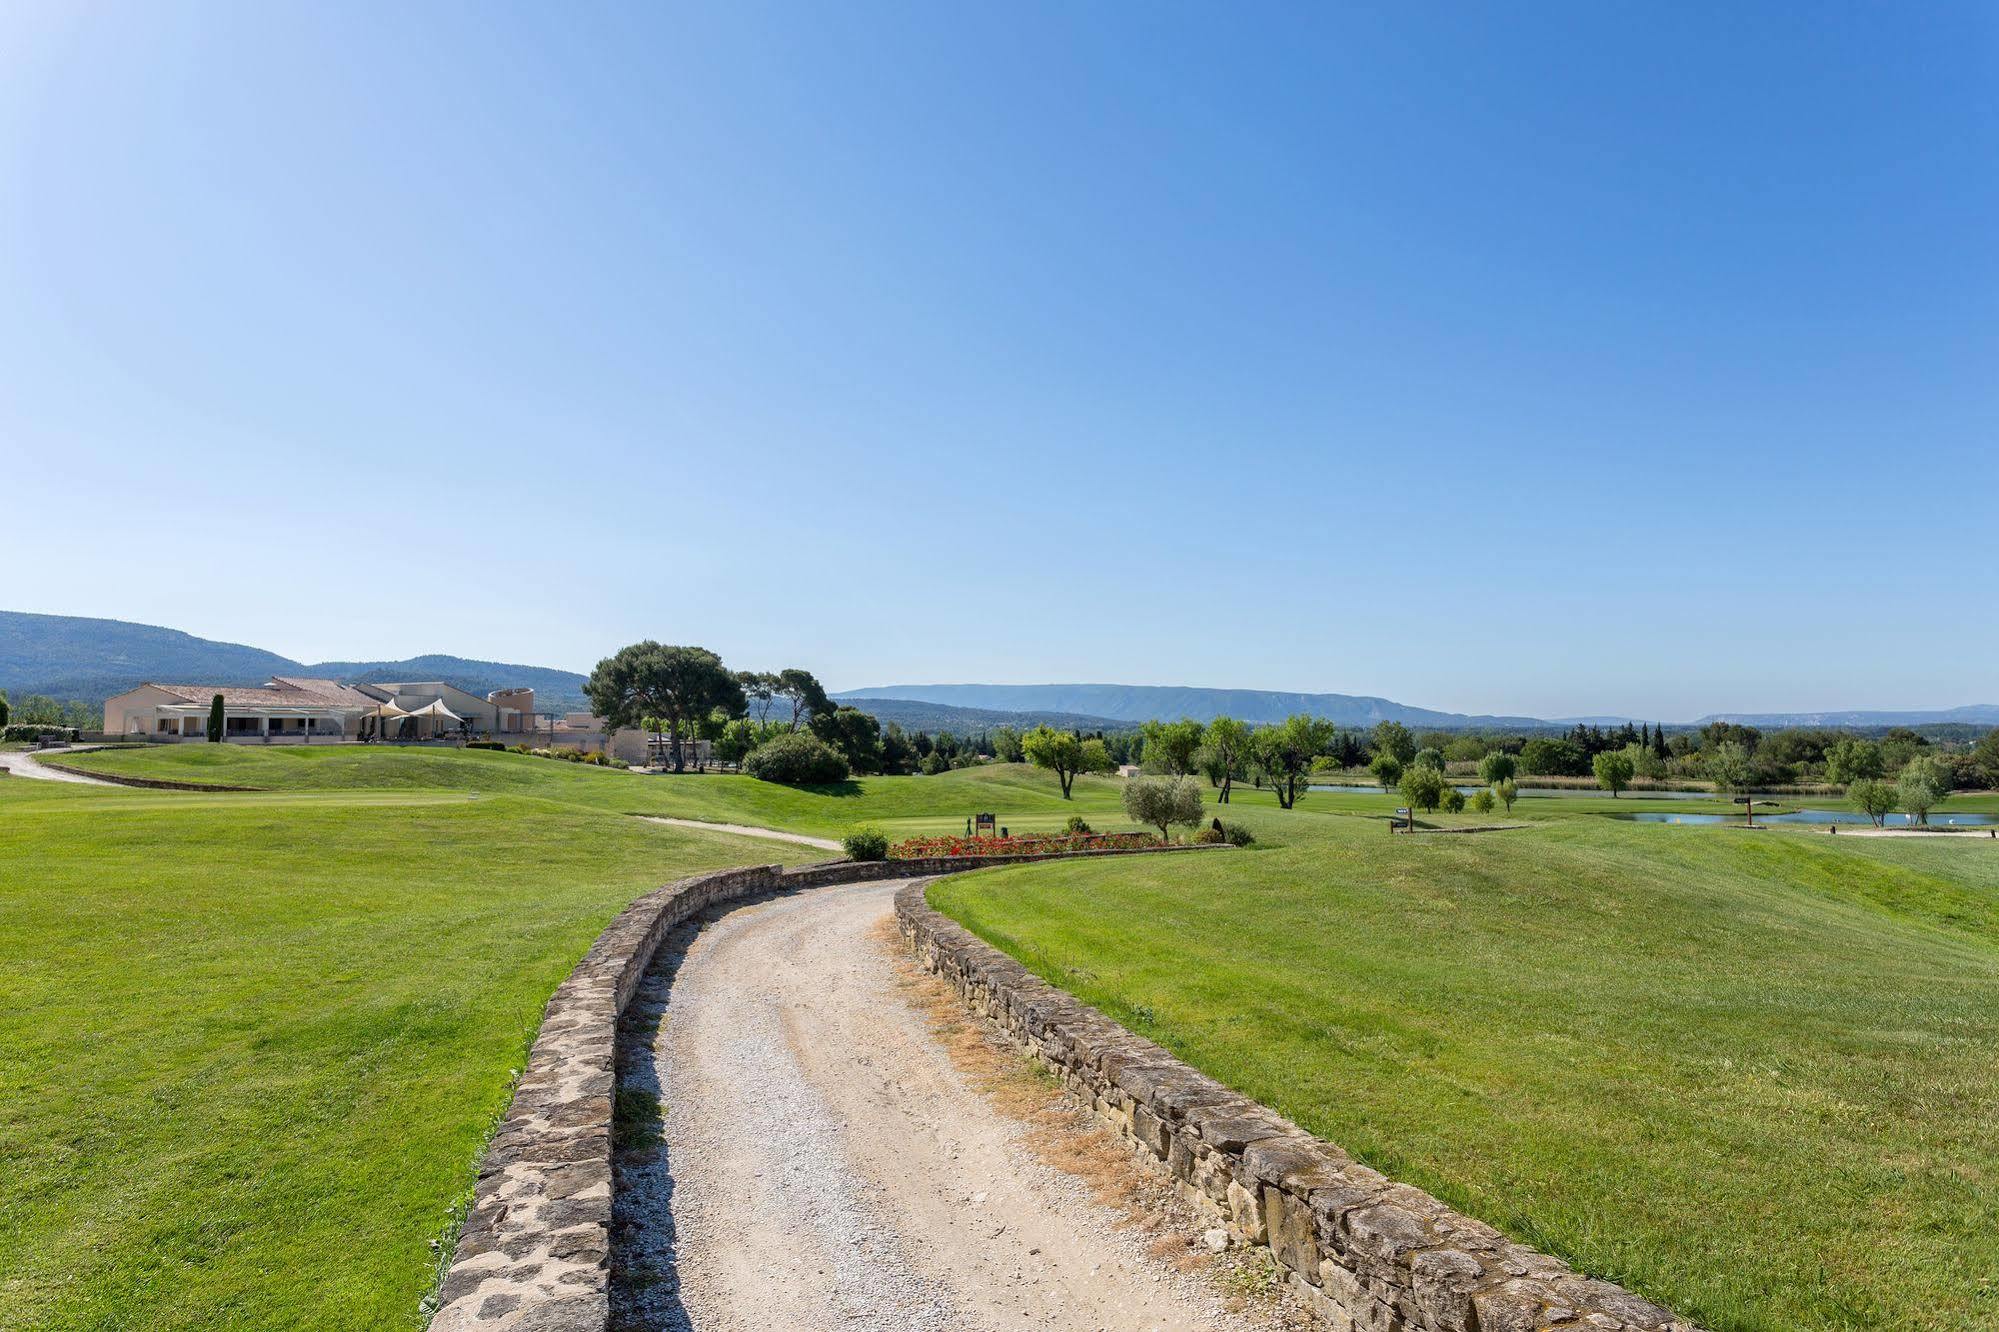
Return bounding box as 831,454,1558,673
613,877,1271,1332
637,815,840,851
0,748,116,784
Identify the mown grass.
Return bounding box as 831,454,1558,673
929,819,1999,1332
27,746,1999,1329
0,783,783,1330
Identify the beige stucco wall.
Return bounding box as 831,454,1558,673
102,685,187,735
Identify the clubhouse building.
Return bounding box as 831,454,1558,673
102,677,539,741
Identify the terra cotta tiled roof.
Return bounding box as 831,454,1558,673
148,678,378,708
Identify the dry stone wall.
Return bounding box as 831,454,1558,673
428,843,1226,1331
897,882,1704,1332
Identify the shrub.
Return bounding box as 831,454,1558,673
1441,787,1467,814
842,824,890,861
1399,764,1450,812
465,740,505,751
1193,826,1225,844
889,831,1160,859
1064,815,1093,834
509,743,534,755
2,724,80,743
1470,788,1497,815
1122,775,1205,841
1520,737,1589,777
743,731,850,785
1220,820,1255,847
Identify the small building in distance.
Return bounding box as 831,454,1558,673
102,678,538,741
103,677,382,740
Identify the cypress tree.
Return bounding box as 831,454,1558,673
207,693,225,743
1653,723,1670,760
0,690,9,730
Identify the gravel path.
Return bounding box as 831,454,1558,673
637,815,841,851
0,748,112,784
613,878,1272,1332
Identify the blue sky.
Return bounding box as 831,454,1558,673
2,3,1993,718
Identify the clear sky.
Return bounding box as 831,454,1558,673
2,3,1993,718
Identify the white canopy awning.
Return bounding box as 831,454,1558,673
401,699,463,722
369,701,413,720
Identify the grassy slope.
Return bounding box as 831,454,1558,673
69,744,1986,837
28,748,1999,1328
56,746,1132,838
0,779,781,1330
930,820,1999,1332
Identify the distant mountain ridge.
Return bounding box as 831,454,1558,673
839,697,1127,734
840,682,1999,731
837,682,1562,728
0,611,591,713
1691,705,1999,728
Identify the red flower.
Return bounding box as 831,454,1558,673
887,830,1162,860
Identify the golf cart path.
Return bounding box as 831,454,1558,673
0,749,114,784
637,814,840,851
613,876,1275,1332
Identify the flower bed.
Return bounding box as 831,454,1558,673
887,831,1162,859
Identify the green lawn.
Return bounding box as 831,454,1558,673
0,779,786,1330
23,745,1999,1329
55,745,1145,839
930,818,1999,1332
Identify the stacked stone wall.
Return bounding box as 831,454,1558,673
428,842,1224,1330
896,882,1702,1332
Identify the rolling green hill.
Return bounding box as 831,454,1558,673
0,611,591,712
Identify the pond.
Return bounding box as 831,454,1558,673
1309,783,1714,801
1612,810,1996,827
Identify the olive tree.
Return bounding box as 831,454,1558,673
1898,754,1951,826
1202,716,1250,803
1022,725,1112,798
1122,775,1204,842
1139,718,1205,776
1847,777,1897,827
1369,752,1403,792
1592,748,1636,798
1494,777,1519,812
1252,713,1334,810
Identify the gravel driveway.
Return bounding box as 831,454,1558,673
0,748,112,783
613,877,1272,1332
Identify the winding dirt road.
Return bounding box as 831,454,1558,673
612,878,1278,1332
0,748,111,783
637,815,840,851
